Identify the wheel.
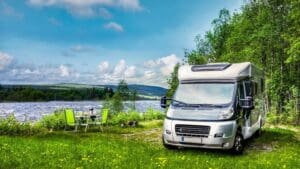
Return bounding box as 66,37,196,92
254,128,262,138
231,131,244,154
162,135,177,149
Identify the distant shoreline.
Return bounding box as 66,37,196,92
0,99,159,103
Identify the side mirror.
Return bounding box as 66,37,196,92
160,96,167,108
240,96,254,109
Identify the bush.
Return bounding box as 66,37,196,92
127,110,142,122
38,109,65,130
109,109,164,126
110,112,128,125
0,115,47,136
143,108,165,121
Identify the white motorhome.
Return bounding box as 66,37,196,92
161,62,266,154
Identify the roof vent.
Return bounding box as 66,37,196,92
191,63,231,72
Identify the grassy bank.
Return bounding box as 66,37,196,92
0,121,300,169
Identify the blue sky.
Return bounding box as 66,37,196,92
0,0,243,87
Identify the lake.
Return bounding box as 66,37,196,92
0,101,163,122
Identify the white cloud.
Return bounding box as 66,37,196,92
104,22,124,32
0,51,14,71
159,54,180,76
24,69,40,75
124,65,136,78
0,52,179,87
113,59,126,76
144,54,180,76
98,61,110,73
59,65,70,77
27,0,142,17
143,60,157,68
95,55,180,87
143,70,155,79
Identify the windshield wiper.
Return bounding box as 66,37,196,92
172,100,203,108
172,99,190,106
171,100,229,108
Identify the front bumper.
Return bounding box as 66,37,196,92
163,119,237,149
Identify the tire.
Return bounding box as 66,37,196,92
231,131,244,155
254,128,262,138
162,135,177,150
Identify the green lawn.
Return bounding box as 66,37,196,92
0,121,299,169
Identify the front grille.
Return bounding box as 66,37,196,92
175,124,210,138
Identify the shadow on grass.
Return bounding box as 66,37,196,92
245,127,299,152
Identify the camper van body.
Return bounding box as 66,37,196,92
161,62,266,153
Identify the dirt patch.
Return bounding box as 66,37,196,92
121,128,162,143
248,142,274,152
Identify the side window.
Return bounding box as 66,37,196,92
238,83,245,99
244,81,252,97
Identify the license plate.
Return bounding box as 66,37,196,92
181,136,184,142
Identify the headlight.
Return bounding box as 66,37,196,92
218,108,234,120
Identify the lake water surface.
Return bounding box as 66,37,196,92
0,100,162,122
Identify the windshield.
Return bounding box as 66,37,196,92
173,83,235,106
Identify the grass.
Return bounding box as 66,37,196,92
0,121,300,169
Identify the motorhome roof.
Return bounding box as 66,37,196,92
178,62,262,81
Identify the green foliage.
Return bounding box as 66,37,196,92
111,92,124,115
127,110,141,122
110,112,128,125
110,111,141,125
109,109,164,126
116,80,131,100
166,63,180,98
143,108,165,121
38,110,66,130
0,115,46,136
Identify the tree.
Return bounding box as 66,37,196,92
129,89,137,110
116,80,130,100
111,92,124,114
166,63,180,98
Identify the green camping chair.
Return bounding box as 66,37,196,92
97,108,109,132
64,108,88,132
101,108,109,125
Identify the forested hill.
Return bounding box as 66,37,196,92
0,83,167,102
168,0,299,124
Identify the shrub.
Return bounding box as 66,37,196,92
109,108,164,126
143,108,165,120
38,109,65,130
110,110,143,126
127,110,142,122
110,112,128,125
0,115,47,136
